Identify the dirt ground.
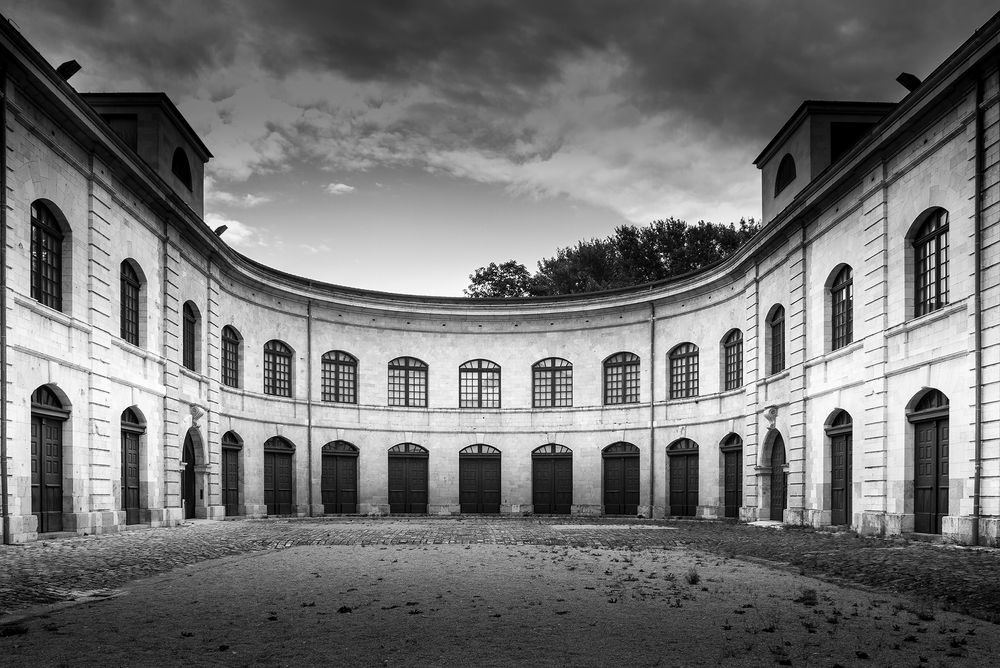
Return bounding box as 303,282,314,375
0,542,994,667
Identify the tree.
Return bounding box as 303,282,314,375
466,218,759,297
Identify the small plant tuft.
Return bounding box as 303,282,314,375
795,587,818,606
685,567,701,585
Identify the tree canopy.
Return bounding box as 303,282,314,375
465,218,759,298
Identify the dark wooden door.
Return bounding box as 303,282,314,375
322,454,358,513
830,432,852,525
723,449,742,518
182,437,196,519
221,447,240,516
264,451,294,515
914,419,949,534
603,455,639,515
121,430,141,525
669,454,698,516
388,456,428,513
31,415,63,533
532,456,572,514
769,439,787,521
459,456,501,513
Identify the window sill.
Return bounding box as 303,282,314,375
14,295,92,333
110,336,161,364
886,301,966,337
804,340,863,369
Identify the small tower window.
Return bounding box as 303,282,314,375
774,154,796,196
171,147,193,190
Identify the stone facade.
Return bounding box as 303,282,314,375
2,14,1000,544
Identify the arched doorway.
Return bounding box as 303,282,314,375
388,443,428,514
769,435,787,521
263,436,295,515
221,431,243,516
181,432,197,519
826,411,853,526
459,444,501,513
602,442,639,515
720,434,743,519
667,439,699,517
121,407,145,525
31,385,68,533
908,390,949,534
322,440,359,514
532,444,572,514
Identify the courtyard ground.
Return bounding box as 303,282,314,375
0,517,998,666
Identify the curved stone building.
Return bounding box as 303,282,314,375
2,13,1000,545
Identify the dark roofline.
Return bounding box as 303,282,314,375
81,92,213,160
753,100,897,167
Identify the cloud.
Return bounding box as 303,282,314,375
203,213,266,248
204,177,272,207
325,183,356,196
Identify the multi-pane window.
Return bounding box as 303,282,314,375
182,301,198,371
831,265,853,350
723,329,743,391
768,306,785,375
532,357,573,408
221,325,241,388
263,340,293,397
30,201,63,311
321,350,358,403
914,209,949,317
388,357,427,407
669,343,699,399
120,261,140,346
603,352,640,405
459,359,501,408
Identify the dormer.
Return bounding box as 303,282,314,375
754,101,895,223
82,92,212,216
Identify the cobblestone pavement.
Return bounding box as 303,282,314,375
2,517,1000,623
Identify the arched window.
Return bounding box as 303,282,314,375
120,261,141,346
171,147,193,190
182,301,199,371
388,357,427,407
603,352,640,405
767,305,785,375
669,343,699,399
263,340,293,397
774,154,796,196
532,357,573,408
30,201,64,311
221,325,241,388
459,359,501,408
830,265,853,350
322,351,358,403
913,209,949,317
722,329,743,391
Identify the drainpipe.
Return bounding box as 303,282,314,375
648,301,656,517
0,66,10,545
972,75,985,546
306,299,313,516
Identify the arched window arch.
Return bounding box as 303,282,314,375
912,208,949,317
603,352,640,405
459,359,501,408
388,357,428,407
532,357,573,408
766,305,785,375
171,147,193,190
221,325,242,388
774,154,796,196
830,265,853,350
30,200,65,311
182,301,200,371
669,343,699,399
120,260,142,346
722,329,743,391
263,340,293,397
321,351,358,403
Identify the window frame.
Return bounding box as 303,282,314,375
120,261,141,346
532,357,573,408
603,352,640,405
830,265,853,350
221,325,241,388
263,340,293,397
768,306,785,375
182,301,198,371
913,209,949,318
459,359,501,409
30,201,64,311
669,343,700,399
722,329,743,391
321,350,358,404
388,357,428,408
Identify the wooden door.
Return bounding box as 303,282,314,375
723,449,742,519
182,437,196,519
460,456,501,513
322,454,358,513
121,430,141,525
264,451,294,515
669,454,698,516
603,455,639,515
914,419,949,534
769,438,787,521
532,456,572,514
388,456,428,513
31,415,63,533
221,447,240,516
830,432,852,525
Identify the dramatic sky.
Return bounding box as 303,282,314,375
7,1,999,295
